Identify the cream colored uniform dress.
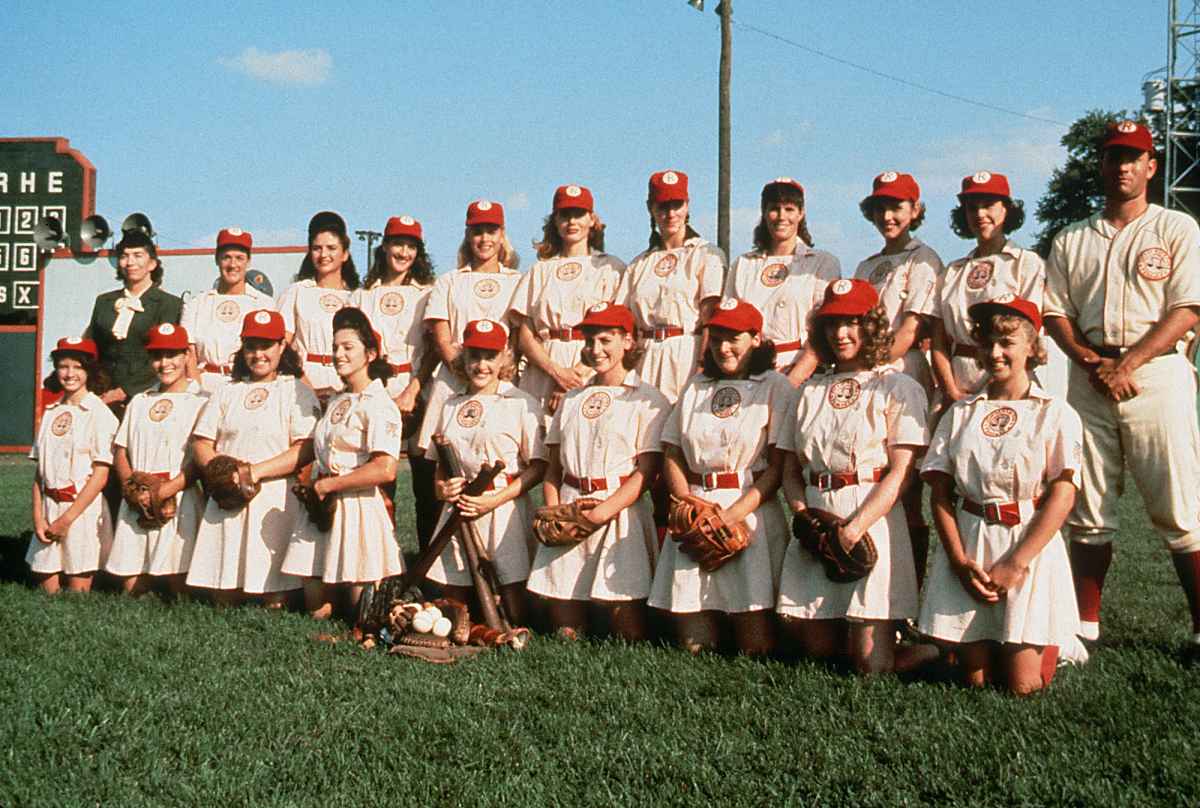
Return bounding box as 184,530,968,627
26,393,118,575
419,382,545,587
936,241,1044,394
187,376,320,593
282,379,405,583
725,246,840,370
106,380,207,577
417,267,522,452
181,286,274,394
854,238,944,391
351,281,432,399
919,385,1084,647
618,238,725,403
1044,204,1200,553
276,280,352,395
649,370,794,613
776,368,927,621
508,253,625,414
527,370,670,602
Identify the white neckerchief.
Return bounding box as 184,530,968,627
112,288,147,340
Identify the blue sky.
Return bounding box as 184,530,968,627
4,0,1165,276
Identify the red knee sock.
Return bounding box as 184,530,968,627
1040,645,1059,687
1069,542,1113,625
1171,549,1200,635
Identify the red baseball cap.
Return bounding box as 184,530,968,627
648,170,689,204
217,228,252,254
1102,120,1154,154
553,184,594,212
466,200,505,227
957,171,1011,201
462,319,508,351
384,215,423,240
145,322,189,352
862,171,921,206
706,298,763,334
51,336,98,361
815,278,879,319
241,309,285,341
763,176,804,197
577,301,635,334
968,295,1042,333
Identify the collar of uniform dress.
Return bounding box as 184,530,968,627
969,239,1022,261
590,369,641,389
154,379,203,395
963,380,1053,405
49,391,105,412
868,236,925,262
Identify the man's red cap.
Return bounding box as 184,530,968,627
706,298,763,334
577,301,635,334
466,200,505,227
957,171,1011,200
384,215,423,240
648,170,689,204
462,319,508,351
241,309,285,341
553,184,594,212
861,171,921,206
814,278,880,319
145,322,189,352
968,295,1042,333
51,336,98,361
1102,120,1154,154
217,228,252,254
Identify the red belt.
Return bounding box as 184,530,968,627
389,362,413,374
962,497,1040,526
43,483,78,503
563,473,631,495
685,469,762,490
952,343,978,359
147,471,172,481
547,327,583,341
202,362,233,375
808,467,886,491
307,353,335,366
639,326,685,341
774,339,802,354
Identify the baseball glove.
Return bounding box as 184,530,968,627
533,497,602,547
202,454,260,511
792,508,878,583
667,493,750,572
292,480,336,532
122,471,176,529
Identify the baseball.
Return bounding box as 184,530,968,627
432,617,452,638
412,610,435,633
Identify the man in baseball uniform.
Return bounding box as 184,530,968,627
1043,120,1200,650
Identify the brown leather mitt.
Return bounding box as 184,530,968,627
122,471,176,529
292,480,336,532
793,508,877,583
667,493,750,572
533,497,602,547
202,455,260,511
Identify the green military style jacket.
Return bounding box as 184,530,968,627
88,285,183,398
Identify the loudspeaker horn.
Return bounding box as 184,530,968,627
79,215,112,252
121,212,155,239
33,216,66,251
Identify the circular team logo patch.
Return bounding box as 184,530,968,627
380,292,405,316
654,254,678,277
869,260,892,286
581,390,611,419
1118,120,1138,133
972,171,992,184
50,411,72,437
474,278,500,299
662,171,680,185
1136,247,1172,281
828,378,861,409
880,171,899,183
216,300,241,323
329,398,352,424
148,399,174,423
457,399,484,428
981,406,1018,437
711,386,742,418
244,387,270,411
965,260,994,291
319,293,344,314
476,200,493,211
760,262,788,288
831,278,853,296
556,261,583,281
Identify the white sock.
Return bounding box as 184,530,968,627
1079,621,1099,641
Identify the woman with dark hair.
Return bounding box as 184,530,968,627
725,177,841,387
277,211,360,404
527,303,669,641
28,337,118,593
776,279,936,674
920,297,1085,694
509,184,625,417
282,307,404,619
649,299,792,656
931,172,1044,406
187,310,318,605
87,229,183,416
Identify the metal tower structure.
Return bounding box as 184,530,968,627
1166,0,1200,217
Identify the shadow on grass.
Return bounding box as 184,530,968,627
0,534,29,585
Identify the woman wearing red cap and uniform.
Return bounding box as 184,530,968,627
188,310,318,605
776,280,935,674
419,319,545,626
618,170,726,405
105,323,206,595
527,303,669,641
183,228,275,395
28,338,119,593
276,211,360,405
509,184,625,417
352,215,438,548
725,177,841,387
282,307,404,619
649,299,793,656
931,173,1044,410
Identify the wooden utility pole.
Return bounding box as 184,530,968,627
718,0,732,258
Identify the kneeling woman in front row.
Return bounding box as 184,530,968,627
649,299,793,656
282,307,405,618
919,296,1084,694
776,279,934,674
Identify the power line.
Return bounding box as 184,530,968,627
731,18,1069,128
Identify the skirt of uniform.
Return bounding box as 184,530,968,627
637,334,701,404
527,494,658,602
518,338,587,418
900,348,932,393
426,495,534,587
105,487,201,576
281,487,404,583
648,485,788,614
186,477,302,593
26,494,113,576
919,508,1082,647
777,484,918,621
421,365,467,446
303,361,344,397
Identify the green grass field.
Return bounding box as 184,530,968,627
2,453,1198,806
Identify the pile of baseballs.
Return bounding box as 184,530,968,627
408,602,453,638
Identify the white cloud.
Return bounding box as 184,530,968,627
912,125,1065,197
219,47,332,86
506,192,530,212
